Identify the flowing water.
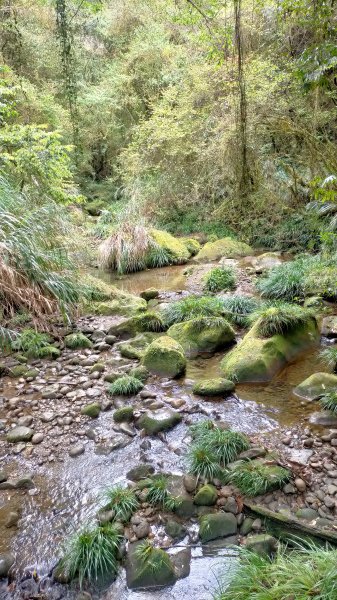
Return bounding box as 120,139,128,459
0,260,332,599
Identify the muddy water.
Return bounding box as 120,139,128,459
0,260,332,599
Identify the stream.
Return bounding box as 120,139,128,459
0,258,331,600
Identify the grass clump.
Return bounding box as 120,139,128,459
11,328,52,357
319,391,337,413
146,475,178,511
250,302,314,338
103,485,139,522
225,460,290,496
187,445,223,481
64,332,93,349
134,312,166,332
256,257,309,301
220,295,260,327
216,544,337,600
107,375,143,396
59,523,122,587
163,295,225,327
203,267,236,293
320,346,337,373
204,429,249,466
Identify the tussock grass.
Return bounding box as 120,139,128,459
225,460,290,496
135,312,166,332
320,346,337,372
146,475,178,511
204,429,249,466
163,295,225,327
215,544,337,600
220,295,260,327
319,391,337,413
107,375,144,396
64,332,93,349
187,445,223,481
135,540,172,574
250,302,314,337
203,267,236,293
256,257,310,301
103,485,139,522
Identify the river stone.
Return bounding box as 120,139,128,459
193,378,235,396
5,511,19,528
137,408,182,435
295,507,319,520
170,547,191,580
321,316,337,337
132,518,150,540
168,318,235,358
81,403,101,418
0,553,14,578
127,464,155,481
6,426,34,443
17,416,33,427
240,517,254,536
194,484,218,506
40,411,56,423
221,318,319,383
0,471,7,483
183,474,198,493
194,238,252,262
293,372,337,400
126,542,176,589
69,443,85,457
41,384,60,399
199,512,237,542
140,288,159,301
142,336,186,378
251,252,283,273
310,411,337,426
165,519,185,539
245,534,277,556
113,406,134,423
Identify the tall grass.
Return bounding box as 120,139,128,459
220,295,260,327
103,485,139,522
256,257,311,301
163,295,225,327
250,302,314,337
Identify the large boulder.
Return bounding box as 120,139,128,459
118,333,157,360
91,292,146,318
137,408,182,435
142,336,186,378
126,542,176,589
293,372,337,400
151,229,190,264
0,553,15,578
221,318,319,383
194,237,252,262
199,512,237,542
168,317,235,358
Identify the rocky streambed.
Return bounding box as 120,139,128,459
1,253,337,600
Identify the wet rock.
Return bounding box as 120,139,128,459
245,534,277,556
119,422,136,437
40,411,56,423
221,496,238,514
194,484,218,506
142,336,186,378
140,288,159,301
31,433,44,445
286,447,313,466
0,553,14,577
17,416,33,427
137,408,182,435
294,372,337,401
41,384,60,399
240,517,254,535
294,478,306,492
127,464,155,482
168,319,235,358
251,518,262,532
81,402,101,418
199,512,237,542
5,512,19,528
170,547,191,580
193,378,235,397
139,390,157,399
69,443,85,458
126,542,176,589
165,520,185,540
283,483,296,494
321,316,337,337
183,474,198,494
310,411,337,426
323,495,335,508
105,335,117,346
132,518,150,540
6,426,34,443
295,508,319,520
0,471,7,483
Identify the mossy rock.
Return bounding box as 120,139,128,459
194,237,252,262
104,371,121,383
113,406,134,423
64,333,93,349
90,362,105,373
7,426,34,443
221,318,319,383
142,336,186,378
0,363,9,377
126,542,176,589
129,365,149,383
303,296,325,309
199,512,237,542
81,403,101,418
194,484,218,506
168,317,235,358
137,408,182,434
118,333,157,360
193,377,235,397
151,229,190,264
109,312,164,338
8,365,38,378
304,266,337,299
140,288,159,301
90,289,147,318
165,520,185,539
293,372,337,400
245,534,278,556
182,238,201,257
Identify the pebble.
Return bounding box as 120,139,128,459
69,443,85,457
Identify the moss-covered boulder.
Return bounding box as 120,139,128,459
194,484,218,506
151,229,190,264
194,237,252,262
199,512,237,542
118,333,157,360
321,316,337,338
8,365,35,378
245,534,278,556
64,333,92,349
90,289,147,318
221,318,319,383
140,288,159,301
142,336,186,378
137,408,182,434
193,378,235,397
126,542,176,589
182,238,201,256
129,365,149,383
81,403,101,418
108,312,164,338
168,317,235,358
38,345,61,359
293,372,337,400
113,406,134,423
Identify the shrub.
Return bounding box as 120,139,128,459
103,485,139,521
11,328,52,357
319,391,337,413
59,523,122,587
146,475,178,511
203,267,236,293
250,303,314,337
187,445,223,481
215,544,337,600
107,375,144,396
163,295,225,327
64,332,93,349
225,461,290,496
220,295,261,327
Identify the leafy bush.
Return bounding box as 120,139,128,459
220,295,261,327
107,375,144,396
216,544,337,600
146,475,178,511
203,267,236,293
319,391,337,413
225,461,290,496
250,303,314,337
163,295,225,327
59,523,122,587
103,485,139,522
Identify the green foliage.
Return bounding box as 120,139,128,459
216,545,337,600
11,328,52,357
60,523,122,587
203,267,236,293
163,295,225,327
220,295,260,327
146,476,177,511
135,540,171,574
256,258,309,301
107,375,144,396
250,303,314,337
225,461,290,496
319,391,337,414
187,445,223,481
320,346,337,371
103,485,139,522
203,429,250,467
64,332,92,349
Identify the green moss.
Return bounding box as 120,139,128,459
137,408,182,434
88,287,147,318
64,333,93,349
194,237,252,262
90,362,105,373
203,267,236,292
118,333,157,360
37,345,61,359
193,378,235,396
142,336,186,378
81,403,101,418
168,317,235,358
129,365,149,383
126,542,176,589
111,312,165,337
194,484,218,506
113,406,135,423
151,229,190,264
199,512,237,542
182,238,201,256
